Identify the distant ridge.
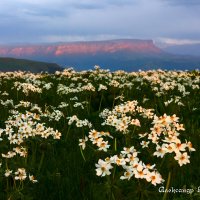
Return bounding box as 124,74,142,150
0,39,162,56
0,39,200,71
161,43,200,57
0,57,63,73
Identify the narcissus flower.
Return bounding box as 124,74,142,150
5,169,12,177
15,168,27,181
120,170,134,180
186,141,196,152
79,136,88,150
146,171,164,186
174,152,190,166
153,145,166,158
29,175,38,183
95,159,113,176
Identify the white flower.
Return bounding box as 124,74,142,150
186,141,196,152
134,163,149,179
79,136,88,150
97,140,110,152
89,129,100,141
29,175,38,183
95,159,113,176
171,142,187,153
153,145,166,158
174,152,190,166
130,119,141,127
5,169,12,177
127,152,139,164
15,168,27,181
112,155,126,166
53,130,62,139
121,146,136,155
140,141,149,148
98,84,107,91
146,171,164,186
120,170,134,180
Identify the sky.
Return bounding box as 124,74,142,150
0,0,200,45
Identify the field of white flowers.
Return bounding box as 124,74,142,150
0,66,199,200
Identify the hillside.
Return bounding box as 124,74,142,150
0,57,63,73
0,39,162,56
161,43,200,57
0,39,200,71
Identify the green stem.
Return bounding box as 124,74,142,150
86,92,92,114
6,178,9,191
106,172,116,200
31,142,37,167
87,144,96,152
14,179,17,189
38,152,45,172
86,96,90,114
69,101,72,112
163,171,172,200
159,155,166,170
112,94,115,110
80,147,86,162
131,126,136,138
114,138,117,152
17,90,19,101
98,93,103,112
65,125,71,140
125,134,131,146
88,93,92,114
19,180,24,190
112,166,116,180
6,159,8,169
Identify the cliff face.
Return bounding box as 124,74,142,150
0,39,163,57
1,39,198,71
53,40,162,55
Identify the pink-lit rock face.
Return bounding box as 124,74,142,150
10,47,38,56
54,40,162,55
0,49,8,55
0,39,162,57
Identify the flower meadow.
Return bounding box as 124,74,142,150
0,66,199,200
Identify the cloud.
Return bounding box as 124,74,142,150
0,0,200,44
41,34,133,43
156,38,200,47
0,0,139,18
163,0,200,6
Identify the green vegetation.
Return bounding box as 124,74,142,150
0,66,199,200
0,57,62,73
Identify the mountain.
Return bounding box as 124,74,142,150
161,43,200,57
0,39,162,56
0,39,200,71
0,57,63,73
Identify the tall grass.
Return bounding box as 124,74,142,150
0,67,199,200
